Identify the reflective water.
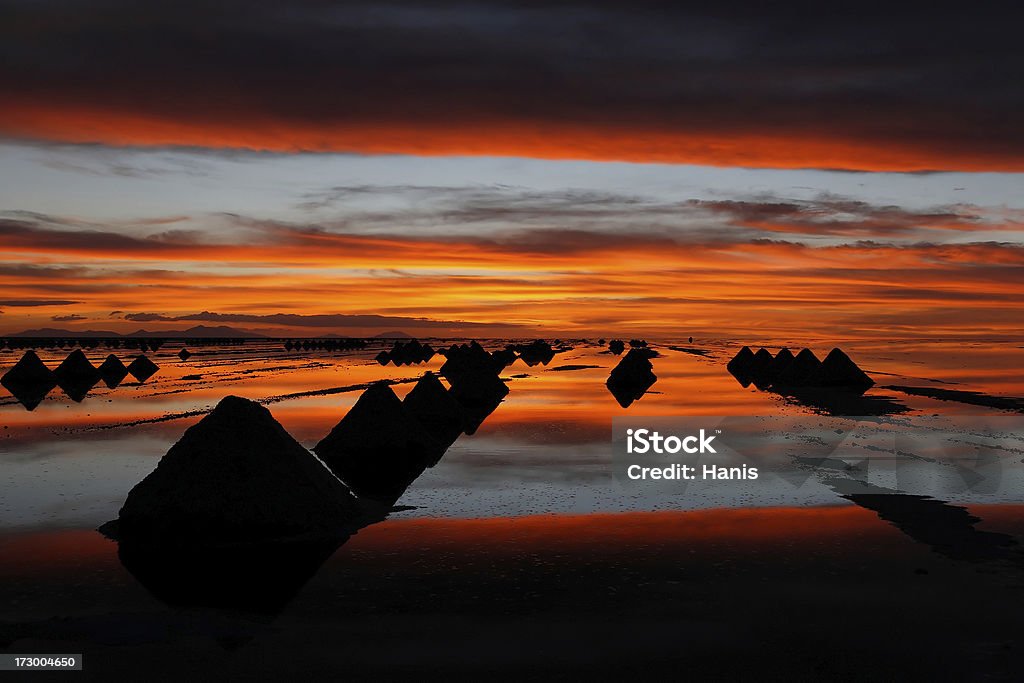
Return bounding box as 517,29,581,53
2,338,1024,678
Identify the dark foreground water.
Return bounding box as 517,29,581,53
2,338,1024,680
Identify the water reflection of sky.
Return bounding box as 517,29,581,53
2,338,1024,531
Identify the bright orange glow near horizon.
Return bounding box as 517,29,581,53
1,228,1022,339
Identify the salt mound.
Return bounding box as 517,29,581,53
0,350,56,410
97,354,130,389
402,372,464,465
126,355,159,382
776,348,822,387
116,395,360,545
53,349,101,402
606,348,657,408
314,382,438,500
816,348,874,392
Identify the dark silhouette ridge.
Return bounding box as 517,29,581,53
667,346,712,357
126,354,159,382
778,389,909,416
52,349,102,402
402,372,465,466
97,354,130,389
0,350,56,411
314,382,440,501
113,396,361,545
843,494,1018,564
883,385,1024,413
606,347,657,408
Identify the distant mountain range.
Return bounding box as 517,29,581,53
6,325,266,339
372,330,413,338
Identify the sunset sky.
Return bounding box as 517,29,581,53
1,1,1022,338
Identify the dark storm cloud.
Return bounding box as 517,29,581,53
1,1,1022,168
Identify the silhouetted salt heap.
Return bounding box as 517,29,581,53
379,339,435,366
314,382,440,500
490,348,517,370
608,339,625,355
177,348,192,361
53,349,101,402
817,348,874,391
97,354,130,389
727,345,874,395
282,338,368,353
606,347,658,408
439,341,510,434
725,346,756,387
510,340,555,367
402,371,465,466
126,354,159,382
114,396,360,545
778,348,823,387
0,350,57,411
439,341,501,381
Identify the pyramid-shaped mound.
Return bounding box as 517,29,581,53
439,341,499,385
386,339,435,365
815,348,874,392
513,340,556,367
608,339,625,355
751,347,774,375
53,349,101,402
97,354,129,389
116,396,360,545
491,348,517,371
126,355,159,382
0,350,57,411
178,348,192,361
726,346,756,387
606,348,657,409
775,348,822,387
402,372,465,466
448,370,509,435
314,382,438,500
771,348,795,374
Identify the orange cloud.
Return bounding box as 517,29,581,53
4,103,1024,173
2,216,1022,339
